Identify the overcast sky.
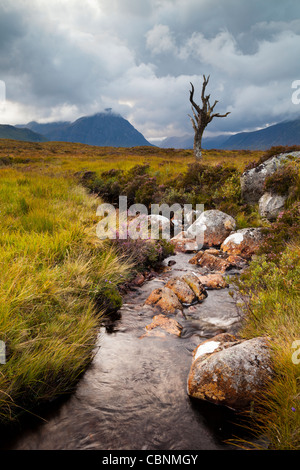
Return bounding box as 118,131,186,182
1,0,300,141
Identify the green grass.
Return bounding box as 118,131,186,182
233,244,300,449
0,167,132,423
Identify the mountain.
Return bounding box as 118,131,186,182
19,121,71,137
160,117,300,151
222,117,300,150
0,124,47,142
20,112,153,147
160,133,228,149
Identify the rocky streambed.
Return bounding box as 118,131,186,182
0,241,265,450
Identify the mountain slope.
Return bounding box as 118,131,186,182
0,125,47,142
222,117,300,150
21,112,153,148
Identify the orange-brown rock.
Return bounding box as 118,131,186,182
187,335,273,410
221,228,264,259
181,272,207,301
196,273,228,289
132,273,145,286
188,251,204,265
142,314,183,337
165,277,197,305
145,287,183,314
170,232,199,253
226,254,247,269
192,251,231,273
205,248,220,256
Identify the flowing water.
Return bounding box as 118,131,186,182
0,253,251,450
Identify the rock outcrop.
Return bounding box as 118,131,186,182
187,334,273,409
196,273,228,289
170,231,199,253
240,151,300,204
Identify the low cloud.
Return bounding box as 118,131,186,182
0,0,300,139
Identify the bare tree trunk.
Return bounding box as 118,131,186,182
189,75,230,161
194,131,203,161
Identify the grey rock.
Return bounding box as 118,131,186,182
259,192,287,221
186,210,236,247
241,151,300,204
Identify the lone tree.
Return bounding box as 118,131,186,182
189,75,230,160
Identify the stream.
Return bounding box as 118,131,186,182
0,252,252,451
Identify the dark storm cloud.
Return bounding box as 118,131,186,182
0,0,300,139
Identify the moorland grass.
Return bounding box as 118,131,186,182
0,139,299,449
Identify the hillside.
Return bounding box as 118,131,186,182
0,124,47,142
160,116,300,150
20,112,153,148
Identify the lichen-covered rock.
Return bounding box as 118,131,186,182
188,251,204,265
145,287,183,314
181,272,207,302
165,277,197,306
186,210,236,247
187,335,273,409
258,192,287,221
221,228,264,259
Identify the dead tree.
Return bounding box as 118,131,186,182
189,75,230,160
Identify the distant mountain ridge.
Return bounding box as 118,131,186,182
160,134,228,150
0,124,47,142
222,117,300,149
160,116,300,150
18,112,153,147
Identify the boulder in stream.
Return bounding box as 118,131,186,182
142,314,183,338
189,251,231,273
145,286,183,314
165,277,197,306
181,272,207,302
196,273,228,289
187,334,273,410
